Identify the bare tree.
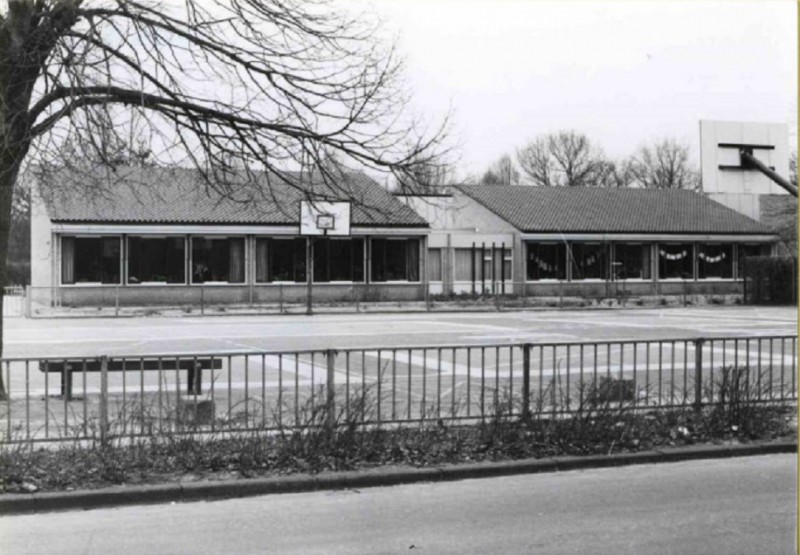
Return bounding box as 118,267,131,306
516,130,607,187
0,0,450,399
626,138,700,190
479,154,520,186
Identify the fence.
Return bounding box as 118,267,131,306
0,335,795,444
23,280,744,318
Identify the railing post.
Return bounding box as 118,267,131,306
99,355,109,446
694,338,704,412
522,343,531,420
326,349,336,429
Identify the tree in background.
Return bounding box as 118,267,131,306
479,154,520,186
0,0,450,399
516,130,608,187
625,138,700,190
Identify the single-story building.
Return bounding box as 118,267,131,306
397,186,777,298
31,166,430,307
31,166,780,308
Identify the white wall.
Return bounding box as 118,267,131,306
700,120,790,220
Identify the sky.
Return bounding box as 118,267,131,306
363,0,797,179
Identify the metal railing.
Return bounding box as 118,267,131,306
0,335,795,444
22,280,743,318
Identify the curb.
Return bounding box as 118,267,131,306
1,440,794,516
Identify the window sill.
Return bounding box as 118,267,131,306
59,282,120,287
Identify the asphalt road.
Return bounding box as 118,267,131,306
3,306,797,359
1,454,795,554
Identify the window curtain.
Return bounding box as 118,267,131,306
406,239,420,281
256,239,268,283
454,249,473,281
427,249,442,281
61,236,75,284
229,238,245,283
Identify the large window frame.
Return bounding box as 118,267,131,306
657,243,695,281
370,238,421,283
313,237,365,283
254,237,307,284
190,236,246,285
525,242,567,282
60,235,122,286
697,243,734,280
612,243,652,281
568,242,609,281
126,236,187,285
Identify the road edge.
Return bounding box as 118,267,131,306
1,440,795,515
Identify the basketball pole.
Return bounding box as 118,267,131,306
306,236,313,315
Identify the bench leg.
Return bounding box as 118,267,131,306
60,370,73,400
188,366,203,395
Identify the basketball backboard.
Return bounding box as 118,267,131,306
700,120,789,195
299,200,351,236
699,120,790,220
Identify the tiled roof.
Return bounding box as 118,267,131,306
42,166,427,227
456,185,775,235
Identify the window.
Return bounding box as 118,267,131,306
482,247,512,282
453,249,477,282
569,243,608,281
737,244,770,278
612,244,652,280
61,236,120,284
658,243,694,280
371,238,420,282
313,238,364,282
255,238,307,283
697,244,733,279
127,236,186,284
191,237,245,284
428,248,443,282
526,243,566,281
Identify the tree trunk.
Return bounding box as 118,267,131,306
0,161,16,401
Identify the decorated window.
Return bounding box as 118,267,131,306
61,236,121,285
526,243,566,281
612,244,652,280
569,243,608,281
658,243,694,280
697,244,733,279
191,237,245,284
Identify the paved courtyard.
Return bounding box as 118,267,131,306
3,306,797,359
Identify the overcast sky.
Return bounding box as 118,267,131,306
364,0,797,179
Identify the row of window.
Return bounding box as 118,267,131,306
61,236,421,285
524,242,766,281
424,243,769,283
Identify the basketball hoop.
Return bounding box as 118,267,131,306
300,201,351,236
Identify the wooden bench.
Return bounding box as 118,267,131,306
39,357,223,399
